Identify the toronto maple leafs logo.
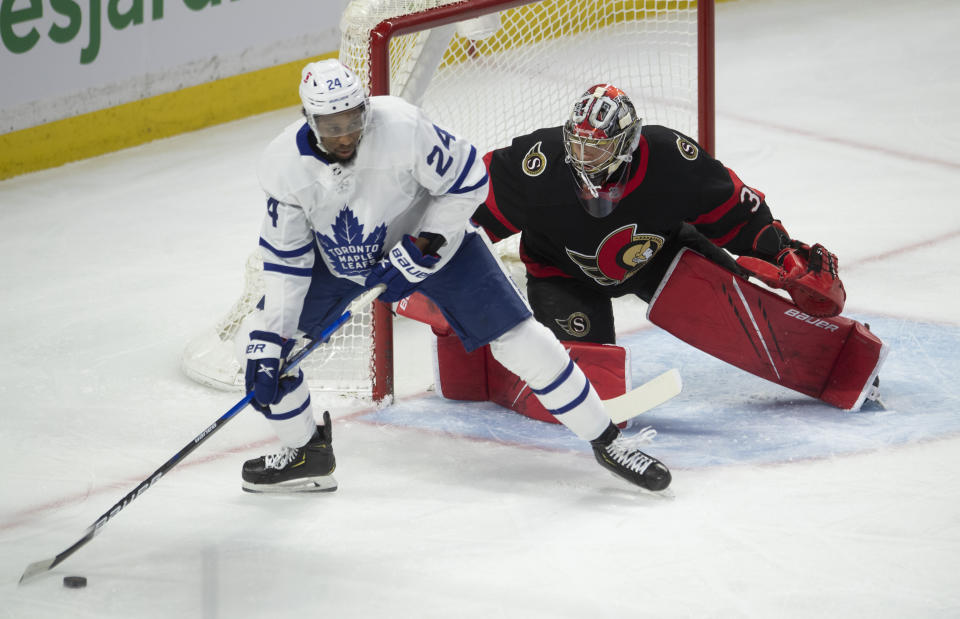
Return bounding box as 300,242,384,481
315,206,386,276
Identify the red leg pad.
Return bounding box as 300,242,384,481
397,292,453,336
433,332,630,425
486,341,631,424
648,249,886,410
401,292,490,400
434,330,489,401
820,321,888,409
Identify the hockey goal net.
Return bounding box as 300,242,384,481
181,0,714,403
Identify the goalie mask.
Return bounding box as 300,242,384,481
300,59,369,160
563,84,642,218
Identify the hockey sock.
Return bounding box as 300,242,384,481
259,372,317,448
490,317,609,440
530,359,609,440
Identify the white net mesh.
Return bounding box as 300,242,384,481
340,0,701,151
340,0,701,275
182,0,703,398
181,252,375,395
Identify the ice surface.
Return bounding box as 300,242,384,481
2,0,959,616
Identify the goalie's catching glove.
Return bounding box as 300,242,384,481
736,221,846,317
365,235,442,304
244,330,298,412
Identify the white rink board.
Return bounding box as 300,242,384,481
1,0,960,617
0,0,349,132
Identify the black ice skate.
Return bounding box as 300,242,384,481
590,423,671,492
242,412,337,493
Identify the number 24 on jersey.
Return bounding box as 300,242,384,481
426,125,457,177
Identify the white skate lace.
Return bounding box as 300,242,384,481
264,446,301,470
605,426,658,473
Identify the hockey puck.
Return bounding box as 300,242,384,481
63,576,87,588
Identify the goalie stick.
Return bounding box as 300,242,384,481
603,368,683,424
18,285,386,585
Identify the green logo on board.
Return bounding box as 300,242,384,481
1,0,239,65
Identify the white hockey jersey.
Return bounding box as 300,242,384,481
255,96,489,338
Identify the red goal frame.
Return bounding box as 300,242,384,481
365,0,716,403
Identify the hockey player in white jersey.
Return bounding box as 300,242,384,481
241,59,671,493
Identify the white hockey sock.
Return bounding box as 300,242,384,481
261,372,317,448
529,359,609,440
490,317,610,441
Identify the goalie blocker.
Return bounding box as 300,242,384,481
648,248,887,410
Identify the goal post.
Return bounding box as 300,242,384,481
345,0,714,152
180,0,715,406
698,0,715,153
367,0,714,154
349,0,716,403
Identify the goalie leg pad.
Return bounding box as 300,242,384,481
820,321,889,410
433,329,630,425
485,339,631,418
397,292,453,336
433,330,489,401
489,317,609,440
648,248,885,410
412,291,630,424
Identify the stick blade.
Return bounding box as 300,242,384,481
604,368,683,424
19,557,56,585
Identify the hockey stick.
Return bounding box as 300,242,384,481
19,284,385,584
603,368,682,424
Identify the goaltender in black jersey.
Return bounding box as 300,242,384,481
470,84,885,410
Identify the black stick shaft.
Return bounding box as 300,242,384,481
50,395,250,573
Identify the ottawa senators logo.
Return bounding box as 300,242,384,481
521,141,547,177
565,225,665,286
675,133,699,161
555,312,591,337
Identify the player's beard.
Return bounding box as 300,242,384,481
327,148,358,165
314,131,361,165
321,138,361,164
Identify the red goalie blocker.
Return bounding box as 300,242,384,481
396,293,631,424
647,248,888,410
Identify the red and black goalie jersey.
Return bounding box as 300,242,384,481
471,124,775,300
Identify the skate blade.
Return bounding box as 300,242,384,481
242,475,338,494
859,396,887,411
603,470,675,499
